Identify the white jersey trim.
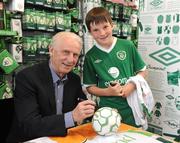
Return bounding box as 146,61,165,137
83,84,96,88
139,66,146,71
95,37,117,53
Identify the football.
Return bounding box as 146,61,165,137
92,107,121,136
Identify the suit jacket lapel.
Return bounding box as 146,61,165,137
40,62,56,114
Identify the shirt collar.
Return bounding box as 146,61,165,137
49,62,68,84
95,37,117,53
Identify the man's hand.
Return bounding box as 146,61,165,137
72,100,96,124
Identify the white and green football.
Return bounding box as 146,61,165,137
92,107,121,136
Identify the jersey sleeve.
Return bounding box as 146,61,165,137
83,55,97,86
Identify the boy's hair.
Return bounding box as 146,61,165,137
85,7,113,31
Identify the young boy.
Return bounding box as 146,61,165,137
83,7,147,127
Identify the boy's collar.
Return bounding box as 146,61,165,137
95,37,117,53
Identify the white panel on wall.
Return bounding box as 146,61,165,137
138,0,180,137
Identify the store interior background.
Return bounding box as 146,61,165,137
0,0,179,142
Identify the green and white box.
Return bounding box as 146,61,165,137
0,49,19,74
11,19,22,36
8,0,24,12
10,44,23,63
0,82,13,99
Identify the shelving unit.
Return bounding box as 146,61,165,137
0,30,17,36
0,0,85,100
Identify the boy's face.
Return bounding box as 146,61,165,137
89,21,113,48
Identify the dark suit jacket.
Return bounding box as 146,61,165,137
7,61,86,143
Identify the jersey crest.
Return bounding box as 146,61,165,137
117,50,126,60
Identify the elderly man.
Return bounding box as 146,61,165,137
7,32,96,143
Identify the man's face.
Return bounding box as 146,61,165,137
49,38,81,77
89,21,113,48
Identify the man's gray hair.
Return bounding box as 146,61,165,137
50,32,83,48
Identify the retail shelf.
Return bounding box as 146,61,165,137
0,30,17,36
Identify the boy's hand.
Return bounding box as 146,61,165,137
72,100,96,124
120,82,136,97
108,82,123,96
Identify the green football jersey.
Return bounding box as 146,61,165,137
83,38,146,126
